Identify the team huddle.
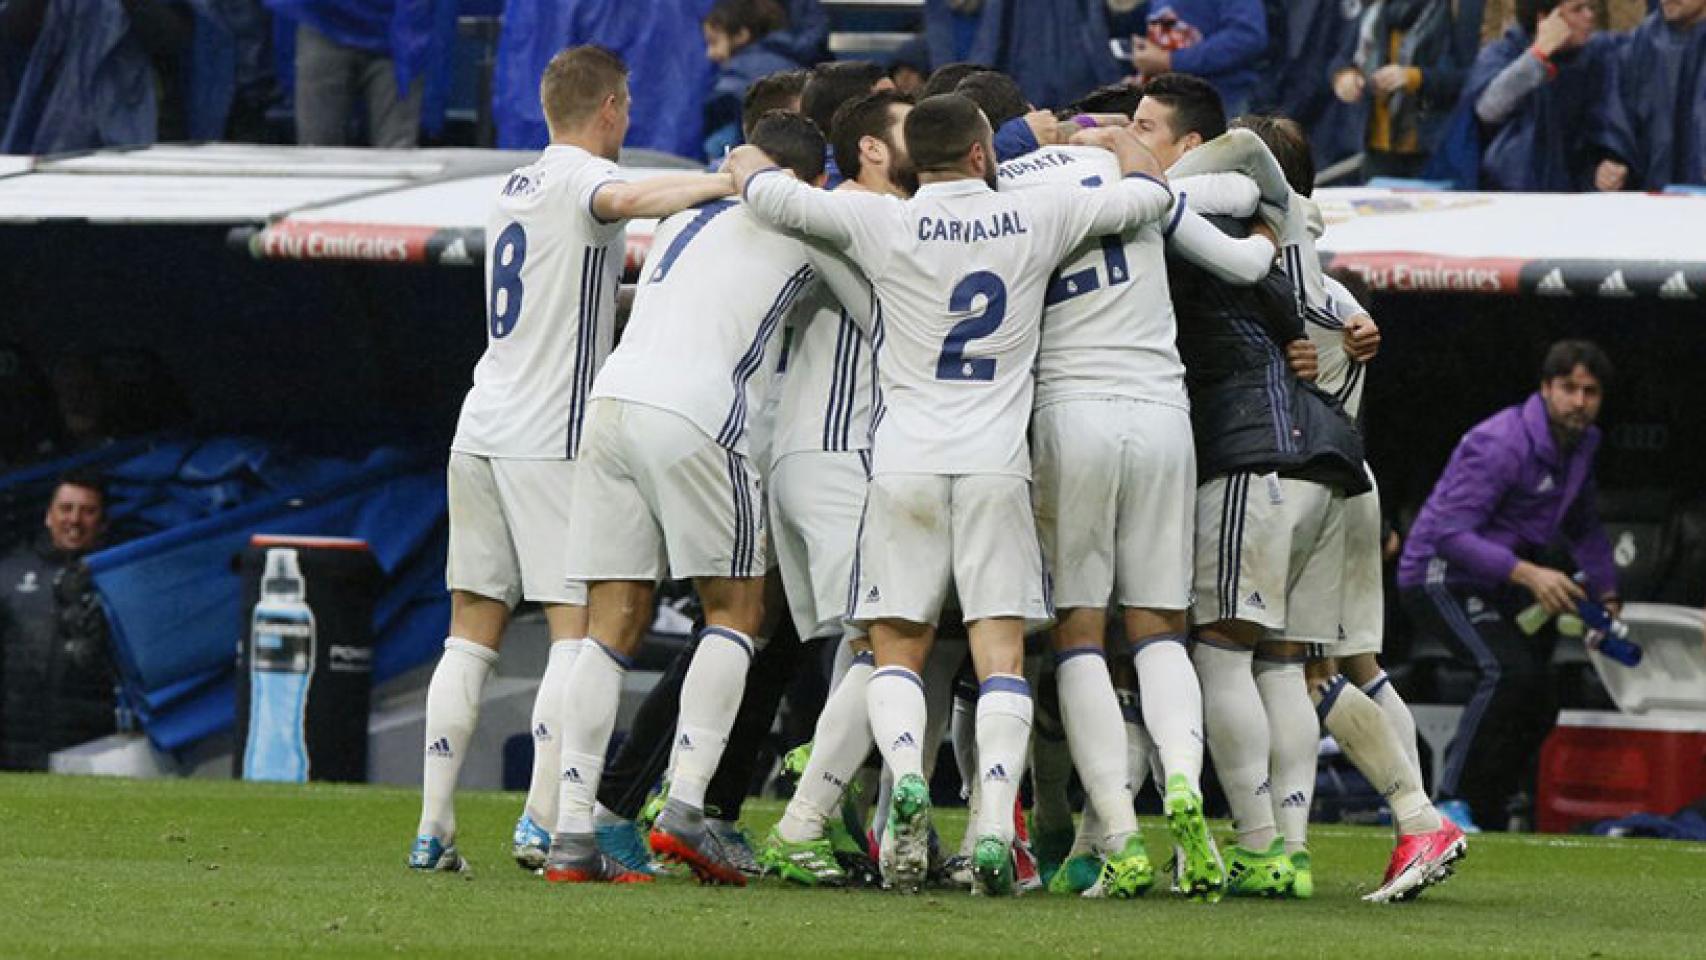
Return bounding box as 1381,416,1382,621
408,43,1467,905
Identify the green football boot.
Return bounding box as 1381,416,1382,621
1224,838,1297,899
636,783,668,834
780,742,813,785
1047,853,1104,895
1289,849,1313,900
1030,823,1076,886
1086,835,1154,899
1163,774,1226,902
883,773,932,892
760,828,846,887
972,835,1016,896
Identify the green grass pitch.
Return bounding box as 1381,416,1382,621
2,774,1702,958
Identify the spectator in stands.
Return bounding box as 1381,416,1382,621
0,472,117,771
1122,0,1268,115
702,0,806,160
1453,0,1615,191
264,0,442,147
1333,0,1469,180
1398,340,1619,833
49,356,115,454
925,0,1123,110
1592,0,1706,191
0,0,203,154
1260,0,1368,168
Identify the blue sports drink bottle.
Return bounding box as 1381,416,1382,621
243,548,316,781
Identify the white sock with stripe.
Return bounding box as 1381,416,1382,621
417,637,497,841
1365,672,1425,789
868,666,928,781
1316,675,1442,836
1191,638,1276,851
973,674,1033,844
522,638,583,828
554,639,629,838
1254,656,1318,855
670,626,755,811
1132,633,1205,788
1055,650,1137,849
776,650,875,843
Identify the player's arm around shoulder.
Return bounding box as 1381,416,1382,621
1063,126,1173,235
588,168,736,224
728,144,893,260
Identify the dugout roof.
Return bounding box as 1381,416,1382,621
2,144,1703,300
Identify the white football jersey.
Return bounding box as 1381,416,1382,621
745,169,1173,478
591,200,813,456
1319,273,1369,418
771,239,877,462
997,145,1187,412
452,145,625,460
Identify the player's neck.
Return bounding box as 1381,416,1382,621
548,127,615,161
916,170,979,187
851,172,902,198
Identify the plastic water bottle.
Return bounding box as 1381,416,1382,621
1572,576,1642,667
243,548,315,782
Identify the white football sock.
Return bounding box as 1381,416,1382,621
417,637,497,840
1191,638,1276,851
522,638,583,827
777,652,874,843
973,674,1033,844
1132,634,1204,788
1055,650,1137,848
868,666,928,781
554,639,629,837
670,627,755,812
1070,799,1103,857
1365,672,1425,789
1254,657,1318,855
1316,675,1442,836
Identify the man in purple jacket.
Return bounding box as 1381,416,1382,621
1398,340,1618,833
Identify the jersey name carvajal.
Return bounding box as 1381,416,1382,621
452,144,625,460
591,200,813,457
998,145,1188,411
743,170,1174,479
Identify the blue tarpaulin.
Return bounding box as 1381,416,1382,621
76,437,448,752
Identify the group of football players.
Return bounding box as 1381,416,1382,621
406,42,1468,905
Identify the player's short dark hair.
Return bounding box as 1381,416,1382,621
1069,81,1143,117
539,46,628,129
1140,73,1225,142
1516,0,1564,34
742,69,809,139
1231,113,1316,196
704,0,787,40
904,94,990,174
830,89,912,182
1541,339,1615,386
750,110,827,182
953,70,1029,128
802,61,888,135
920,61,987,99
54,468,108,508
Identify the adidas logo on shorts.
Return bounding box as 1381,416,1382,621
1245,591,1266,611
866,585,881,603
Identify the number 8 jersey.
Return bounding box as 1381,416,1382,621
744,169,1174,479
452,145,626,461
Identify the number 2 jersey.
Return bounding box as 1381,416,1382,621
996,145,1188,413
590,200,814,458
744,169,1174,479
452,144,625,461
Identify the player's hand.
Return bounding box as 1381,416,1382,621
1371,64,1409,97
1286,338,1319,382
1512,561,1587,615
1024,109,1068,146
1344,315,1381,362
1333,69,1367,103
1595,159,1628,192
1132,39,1171,77
1534,6,1574,56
